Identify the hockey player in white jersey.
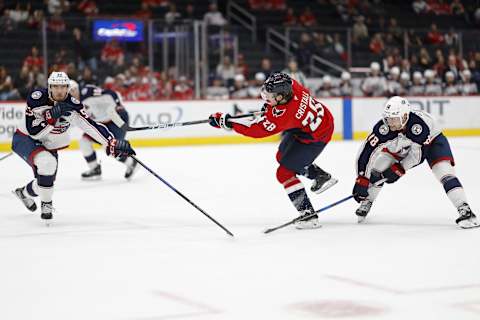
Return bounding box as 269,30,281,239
12,72,135,222
69,82,138,180
352,96,478,229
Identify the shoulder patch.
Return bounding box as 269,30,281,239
31,91,42,100
81,88,88,96
378,124,390,135
70,96,81,104
411,124,423,135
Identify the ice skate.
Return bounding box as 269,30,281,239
41,201,54,225
356,200,373,223
310,165,338,194
295,210,322,230
456,203,479,229
13,187,37,212
81,164,102,180
124,158,138,180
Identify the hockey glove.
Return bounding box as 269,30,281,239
107,139,136,158
383,163,405,184
353,175,370,203
209,112,232,130
45,102,75,125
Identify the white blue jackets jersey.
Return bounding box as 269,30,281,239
18,88,114,150
356,110,441,178
80,85,125,126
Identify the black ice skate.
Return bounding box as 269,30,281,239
456,203,479,229
13,187,37,212
295,209,322,230
41,201,54,222
124,158,138,180
356,200,373,223
81,164,102,180
310,165,338,194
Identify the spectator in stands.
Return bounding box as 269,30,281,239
48,10,66,33
77,0,98,16
387,18,402,42
406,29,423,48
352,15,368,43
235,53,249,78
433,52,446,76
400,58,411,76
230,74,249,98
282,58,307,86
265,0,286,10
165,4,181,24
172,75,193,99
284,7,297,26
418,47,432,71
459,69,478,95
386,66,402,96
299,7,316,27
46,0,69,15
444,28,459,48
0,66,19,101
77,66,98,87
443,71,460,95
0,9,14,34
430,0,451,15
27,9,44,29
426,23,444,45
142,0,170,9
412,0,429,14
73,27,97,71
297,32,315,68
247,72,266,98
136,2,152,20
424,69,442,95
450,0,465,16
15,65,41,99
259,58,273,79
53,48,69,72
369,33,384,55
316,75,339,97
101,39,125,70
332,33,347,61
216,56,235,85
8,3,29,25
445,54,461,81
398,72,411,95
206,78,229,100
339,71,353,97
361,61,387,97
23,46,44,71
184,3,195,20
409,71,425,95
203,3,227,27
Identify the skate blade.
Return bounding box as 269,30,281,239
81,176,102,181
313,178,338,194
458,220,480,229
357,216,367,224
11,190,37,212
295,222,322,230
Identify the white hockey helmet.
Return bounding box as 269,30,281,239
390,66,400,77
69,79,80,99
382,96,411,130
341,71,351,81
48,71,70,100
400,71,410,81
322,75,332,83
370,62,380,72
424,69,434,79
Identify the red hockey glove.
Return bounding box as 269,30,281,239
208,112,232,130
383,163,405,184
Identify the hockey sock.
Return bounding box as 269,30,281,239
79,135,98,169
24,180,39,197
432,161,468,208
37,175,54,203
277,165,314,213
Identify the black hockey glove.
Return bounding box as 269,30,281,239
353,175,369,203
107,139,136,158
209,112,233,130
45,102,75,125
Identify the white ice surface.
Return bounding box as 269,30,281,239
1,138,480,320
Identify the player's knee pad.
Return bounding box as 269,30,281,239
432,161,462,193
33,151,57,176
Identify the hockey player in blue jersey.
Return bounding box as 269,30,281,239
12,72,135,222
69,81,138,180
352,96,479,229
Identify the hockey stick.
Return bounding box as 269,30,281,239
0,152,12,161
127,112,259,132
264,179,387,234
130,155,234,237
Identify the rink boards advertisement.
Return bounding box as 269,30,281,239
0,96,479,151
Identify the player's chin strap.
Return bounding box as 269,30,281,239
126,111,262,132
264,178,387,234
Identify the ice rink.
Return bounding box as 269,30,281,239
1,137,480,320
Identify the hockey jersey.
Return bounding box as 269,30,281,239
231,79,334,143
80,84,125,125
17,88,114,150
356,110,441,178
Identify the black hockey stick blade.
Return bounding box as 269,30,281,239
264,195,354,234
131,155,234,237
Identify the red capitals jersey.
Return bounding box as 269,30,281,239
232,79,334,143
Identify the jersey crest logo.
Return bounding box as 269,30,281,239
31,91,42,100
379,124,389,135
411,124,423,135
70,96,80,104
272,107,286,117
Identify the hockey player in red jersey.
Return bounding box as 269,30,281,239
209,72,337,229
